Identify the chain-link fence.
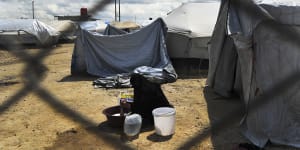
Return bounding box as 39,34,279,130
0,0,299,149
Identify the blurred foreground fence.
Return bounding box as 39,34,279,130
0,0,299,149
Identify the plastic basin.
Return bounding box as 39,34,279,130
102,105,130,128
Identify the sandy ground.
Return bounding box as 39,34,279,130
0,43,297,150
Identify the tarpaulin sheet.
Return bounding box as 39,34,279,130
103,24,127,35
71,18,172,77
92,64,177,88
208,0,300,148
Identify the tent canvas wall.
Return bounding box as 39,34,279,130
208,0,300,148
163,2,220,59
71,18,172,77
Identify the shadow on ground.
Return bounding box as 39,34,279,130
147,133,173,142
59,74,99,82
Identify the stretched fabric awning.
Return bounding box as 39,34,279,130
71,18,173,77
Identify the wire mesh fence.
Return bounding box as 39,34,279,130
0,1,134,149
0,0,299,149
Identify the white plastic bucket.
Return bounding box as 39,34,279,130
152,107,176,136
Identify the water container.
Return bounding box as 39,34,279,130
152,107,176,136
124,114,142,136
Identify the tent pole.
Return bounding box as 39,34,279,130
32,0,35,19
118,0,120,21
115,0,117,21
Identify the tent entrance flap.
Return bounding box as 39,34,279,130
208,0,300,148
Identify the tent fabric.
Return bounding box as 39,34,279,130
71,18,173,78
77,20,108,33
164,2,220,38
208,0,300,148
103,24,127,35
70,23,127,74
165,32,211,59
92,64,177,88
0,19,60,46
163,2,220,59
132,64,177,84
93,74,131,88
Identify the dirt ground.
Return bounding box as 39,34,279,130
0,43,297,150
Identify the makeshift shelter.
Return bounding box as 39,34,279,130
0,19,60,46
208,0,300,148
48,20,78,41
163,2,220,59
71,18,173,78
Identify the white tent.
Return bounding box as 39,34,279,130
163,2,220,59
208,0,300,148
0,19,60,46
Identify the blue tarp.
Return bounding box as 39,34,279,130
71,18,173,77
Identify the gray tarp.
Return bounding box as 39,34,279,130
103,24,127,35
93,64,177,88
0,19,60,46
71,18,172,77
208,0,300,148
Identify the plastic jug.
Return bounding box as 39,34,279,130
124,114,142,136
